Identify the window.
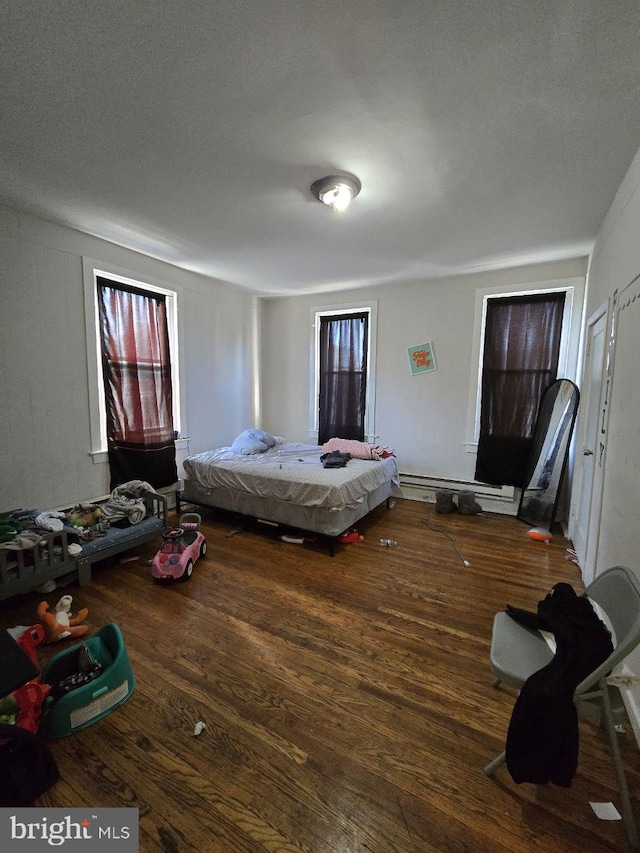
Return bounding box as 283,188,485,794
317,311,368,445
96,276,178,489
83,259,182,464
309,302,377,445
466,282,578,460
475,292,566,486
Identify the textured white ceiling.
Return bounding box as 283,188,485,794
2,1,640,296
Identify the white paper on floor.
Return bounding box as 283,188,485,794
589,802,622,821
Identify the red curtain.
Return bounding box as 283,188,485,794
318,313,368,446
97,278,177,490
475,292,565,486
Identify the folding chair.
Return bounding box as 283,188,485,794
485,565,640,851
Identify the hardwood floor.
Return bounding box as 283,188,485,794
2,498,638,852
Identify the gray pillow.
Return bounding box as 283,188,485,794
231,429,278,455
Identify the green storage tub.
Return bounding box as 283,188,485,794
40,623,135,739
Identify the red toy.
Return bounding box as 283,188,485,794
151,513,207,581
337,528,364,544
13,625,50,733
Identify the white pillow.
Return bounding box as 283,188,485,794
231,429,280,455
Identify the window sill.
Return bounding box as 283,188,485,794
89,437,190,465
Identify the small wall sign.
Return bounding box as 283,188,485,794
408,342,437,375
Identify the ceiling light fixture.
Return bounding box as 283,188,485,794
310,174,361,213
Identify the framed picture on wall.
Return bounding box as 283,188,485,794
408,342,437,375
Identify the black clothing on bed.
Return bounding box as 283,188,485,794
504,582,613,787
320,451,351,468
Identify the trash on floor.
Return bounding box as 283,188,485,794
589,802,622,821
281,535,318,544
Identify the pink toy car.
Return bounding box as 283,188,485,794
151,513,207,581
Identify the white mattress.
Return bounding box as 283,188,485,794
183,442,399,512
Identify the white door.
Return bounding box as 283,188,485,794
572,310,607,582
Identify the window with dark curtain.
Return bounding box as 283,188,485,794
97,277,178,491
317,312,368,446
475,292,565,486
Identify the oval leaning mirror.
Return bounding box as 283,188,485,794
517,378,580,528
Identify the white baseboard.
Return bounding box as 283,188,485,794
621,671,640,748
398,473,520,515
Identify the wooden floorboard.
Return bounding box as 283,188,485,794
2,498,638,852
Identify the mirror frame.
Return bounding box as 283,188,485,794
517,378,580,528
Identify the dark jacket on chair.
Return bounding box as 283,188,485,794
505,582,613,786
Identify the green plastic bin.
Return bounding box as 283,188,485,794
40,623,135,739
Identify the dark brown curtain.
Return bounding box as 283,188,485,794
475,292,565,486
318,312,368,445
97,277,178,491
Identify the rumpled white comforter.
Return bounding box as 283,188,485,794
183,442,399,511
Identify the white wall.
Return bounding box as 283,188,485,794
578,142,640,740
261,257,587,511
0,204,258,511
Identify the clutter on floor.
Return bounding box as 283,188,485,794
0,618,136,805
37,595,89,643
151,512,207,582
337,528,364,544
527,527,553,543
40,623,135,739
422,499,471,567
0,485,168,602
434,488,483,515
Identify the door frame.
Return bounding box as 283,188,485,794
569,302,609,583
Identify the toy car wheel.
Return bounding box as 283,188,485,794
182,559,194,581
200,540,207,558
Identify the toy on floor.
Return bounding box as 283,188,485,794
337,528,364,544
6,623,51,732
151,513,207,581
37,595,89,643
40,622,135,738
527,527,553,543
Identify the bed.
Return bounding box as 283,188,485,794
180,440,401,551
0,492,167,601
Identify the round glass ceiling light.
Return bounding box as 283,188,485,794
310,174,361,213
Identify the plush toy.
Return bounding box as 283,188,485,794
37,595,89,643
67,505,102,529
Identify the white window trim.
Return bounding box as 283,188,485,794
82,257,186,463
308,300,378,444
465,278,581,453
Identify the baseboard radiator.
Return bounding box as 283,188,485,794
399,472,517,513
